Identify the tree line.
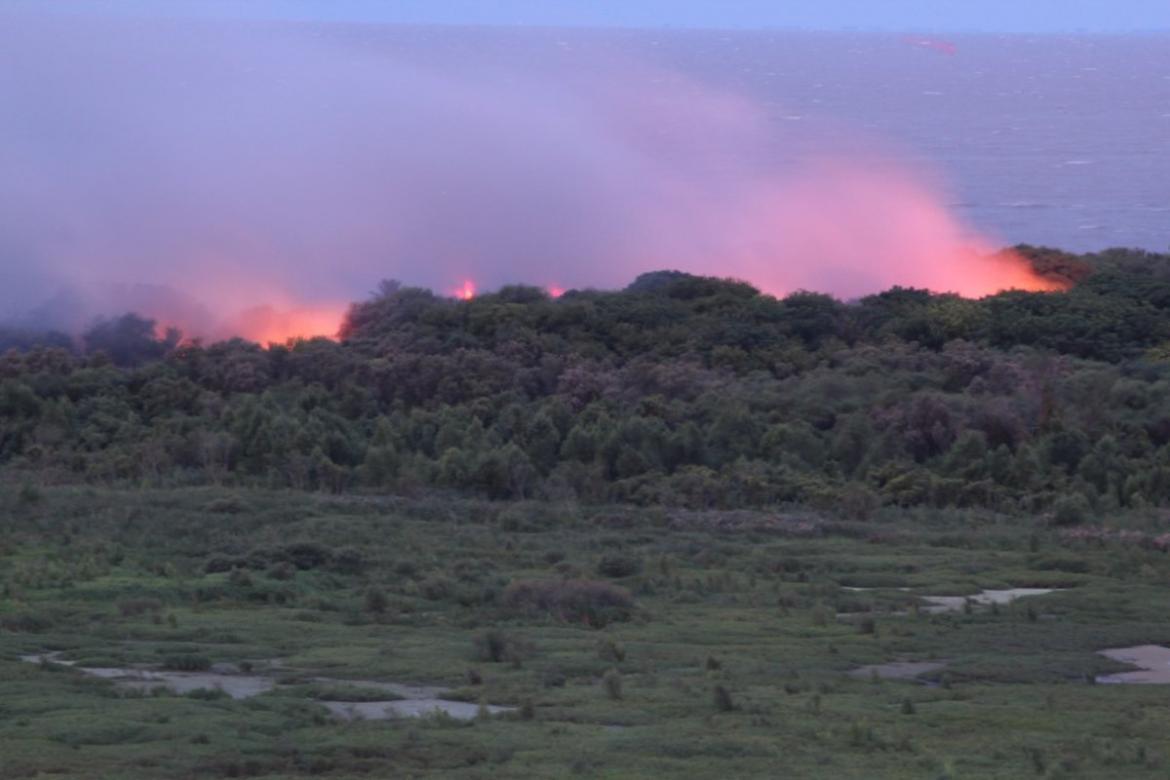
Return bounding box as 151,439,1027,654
3,245,1170,519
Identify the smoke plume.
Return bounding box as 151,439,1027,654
0,11,1058,342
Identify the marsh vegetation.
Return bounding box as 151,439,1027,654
4,486,1170,778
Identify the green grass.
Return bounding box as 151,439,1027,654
3,485,1170,778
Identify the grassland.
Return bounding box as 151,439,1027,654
4,486,1170,778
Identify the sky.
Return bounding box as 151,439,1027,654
14,0,1170,33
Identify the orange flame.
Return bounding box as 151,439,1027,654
955,248,1070,297
453,280,476,300
223,303,347,344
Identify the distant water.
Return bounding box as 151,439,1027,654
350,27,1170,253
650,32,1170,253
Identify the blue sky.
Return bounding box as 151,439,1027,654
15,0,1170,32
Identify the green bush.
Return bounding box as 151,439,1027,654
117,598,163,617
1051,494,1091,526
502,579,635,626
161,654,212,672
596,554,643,578
473,629,523,664
364,588,389,614
714,685,736,712
603,669,623,700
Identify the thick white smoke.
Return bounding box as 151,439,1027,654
0,11,1051,341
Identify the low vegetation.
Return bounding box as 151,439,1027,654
2,486,1170,777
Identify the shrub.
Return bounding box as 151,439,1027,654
204,496,249,514
266,561,295,581
18,482,42,505
497,506,552,533
1024,746,1046,774
554,561,584,579
0,611,54,632
597,554,643,578
473,629,516,663
161,654,212,671
364,588,389,614
1051,494,1091,527
603,669,623,700
418,576,455,601
282,542,333,570
1028,554,1090,573
332,547,365,574
811,604,833,626
203,555,239,574
394,560,419,578
713,684,736,712
520,699,535,721
836,483,879,520
185,687,229,700
597,638,626,663
502,579,634,627
118,598,163,617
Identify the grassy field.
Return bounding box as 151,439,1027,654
4,486,1170,778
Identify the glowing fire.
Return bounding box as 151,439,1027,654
453,280,476,300
717,160,1072,301
224,303,347,344
547,285,564,298
951,248,1069,297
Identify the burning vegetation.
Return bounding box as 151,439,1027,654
1,246,1168,512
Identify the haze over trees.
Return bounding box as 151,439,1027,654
2,245,1169,519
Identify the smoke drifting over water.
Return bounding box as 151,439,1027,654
0,12,1058,342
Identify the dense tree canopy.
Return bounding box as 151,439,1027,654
3,246,1170,516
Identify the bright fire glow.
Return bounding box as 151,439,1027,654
547,285,564,298
453,280,476,300
225,303,347,344
144,302,346,345
703,160,1070,301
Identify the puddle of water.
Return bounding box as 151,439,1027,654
312,677,514,720
20,653,512,718
920,588,1059,614
311,677,445,700
116,671,275,698
20,654,274,699
21,652,74,666
1097,645,1170,684
322,699,511,721
849,661,947,681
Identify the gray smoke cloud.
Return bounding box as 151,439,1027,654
0,10,1039,340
